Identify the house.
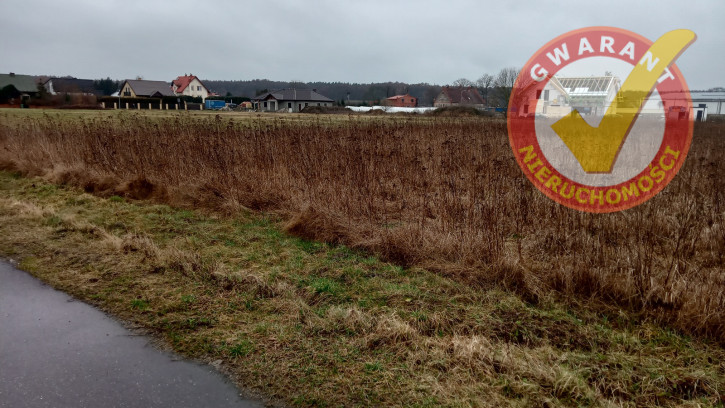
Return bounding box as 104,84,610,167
532,76,572,117
251,88,334,112
554,76,621,116
433,86,485,109
44,77,98,95
533,75,700,120
171,74,209,101
0,73,39,96
383,94,417,107
521,75,622,118
118,79,174,97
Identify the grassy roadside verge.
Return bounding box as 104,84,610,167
1,171,723,407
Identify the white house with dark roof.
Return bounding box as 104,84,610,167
119,79,174,98
251,88,334,112
44,77,98,95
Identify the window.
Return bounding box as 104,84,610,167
263,102,267,108
305,103,308,107
197,86,201,91
288,102,292,108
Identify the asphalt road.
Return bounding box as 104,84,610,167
0,260,263,408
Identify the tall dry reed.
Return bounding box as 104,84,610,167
1,112,723,340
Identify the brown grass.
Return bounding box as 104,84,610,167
1,172,724,407
1,110,724,342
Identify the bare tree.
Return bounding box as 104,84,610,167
452,78,474,87
491,67,520,108
476,73,494,106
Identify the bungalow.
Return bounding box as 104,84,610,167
252,88,334,112
433,86,485,109
383,94,417,107
44,77,98,95
118,79,174,98
171,74,209,101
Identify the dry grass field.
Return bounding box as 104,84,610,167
1,109,723,339
0,108,724,406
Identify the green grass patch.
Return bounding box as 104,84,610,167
228,339,255,358
131,299,150,310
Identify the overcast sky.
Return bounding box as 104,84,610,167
1,0,722,89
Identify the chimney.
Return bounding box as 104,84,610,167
9,72,15,77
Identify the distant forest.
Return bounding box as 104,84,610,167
202,79,444,106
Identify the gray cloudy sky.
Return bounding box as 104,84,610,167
1,0,722,89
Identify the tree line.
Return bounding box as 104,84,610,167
203,67,521,107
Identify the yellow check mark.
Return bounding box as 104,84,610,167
551,29,696,173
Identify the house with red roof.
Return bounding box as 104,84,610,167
383,94,417,107
433,86,485,109
171,74,209,101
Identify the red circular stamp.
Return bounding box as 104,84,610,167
508,27,696,212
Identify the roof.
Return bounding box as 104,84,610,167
122,79,174,97
0,73,38,93
172,75,207,93
438,86,484,105
555,76,618,96
544,77,569,96
386,94,415,100
690,91,725,101
252,88,333,102
46,78,97,94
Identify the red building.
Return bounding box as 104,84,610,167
384,94,417,107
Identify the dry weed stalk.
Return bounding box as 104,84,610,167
1,113,723,341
